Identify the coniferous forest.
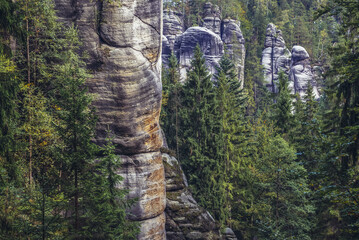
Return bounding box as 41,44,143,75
1,0,359,239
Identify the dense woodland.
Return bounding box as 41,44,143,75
161,0,359,239
0,0,358,239
0,0,139,238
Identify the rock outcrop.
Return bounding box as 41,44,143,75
162,9,184,67
289,46,320,98
163,153,237,240
202,2,221,34
174,26,224,81
54,0,165,239
261,23,292,93
163,3,245,85
221,19,246,87
262,23,320,98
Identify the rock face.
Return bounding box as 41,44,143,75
54,0,165,239
202,2,221,35
262,23,320,98
289,46,320,98
163,3,245,85
221,19,246,87
261,23,292,93
162,9,184,66
174,26,224,81
163,153,236,240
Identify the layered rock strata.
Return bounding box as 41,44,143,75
54,0,165,239
162,3,245,84
262,23,320,98
163,153,238,240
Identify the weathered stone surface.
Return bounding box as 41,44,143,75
162,3,245,86
163,153,238,240
117,152,166,221
289,46,320,98
222,19,246,88
137,213,166,240
174,26,224,81
54,0,165,239
261,23,321,98
202,2,221,35
162,9,184,66
261,23,292,92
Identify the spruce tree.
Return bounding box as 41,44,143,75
272,71,293,135
161,52,182,158
179,44,218,211
214,55,248,226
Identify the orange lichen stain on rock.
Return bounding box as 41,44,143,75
147,168,165,183
143,108,163,150
144,48,159,63
144,185,165,199
144,197,165,215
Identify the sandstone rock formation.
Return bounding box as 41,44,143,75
262,23,320,98
162,9,184,67
54,0,165,239
261,23,292,93
289,46,320,98
163,3,245,85
174,26,224,81
222,19,246,87
202,2,221,35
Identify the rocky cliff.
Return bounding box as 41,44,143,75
262,23,320,97
54,1,238,239
163,2,245,85
55,0,165,239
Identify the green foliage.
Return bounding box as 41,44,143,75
179,45,219,211
0,1,139,239
272,71,293,135
161,52,182,157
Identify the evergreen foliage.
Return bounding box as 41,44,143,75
0,1,139,238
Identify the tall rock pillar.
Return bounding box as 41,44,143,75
54,0,165,239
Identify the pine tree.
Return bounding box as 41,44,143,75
161,52,182,158
214,55,248,226
81,131,139,239
179,44,218,211
272,71,293,135
52,26,98,237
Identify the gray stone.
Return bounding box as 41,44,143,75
261,24,321,99
163,153,237,240
174,26,224,81
162,4,245,87
222,19,246,87
202,2,221,34
289,46,320,98
54,0,165,239
261,23,291,92
162,9,184,66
